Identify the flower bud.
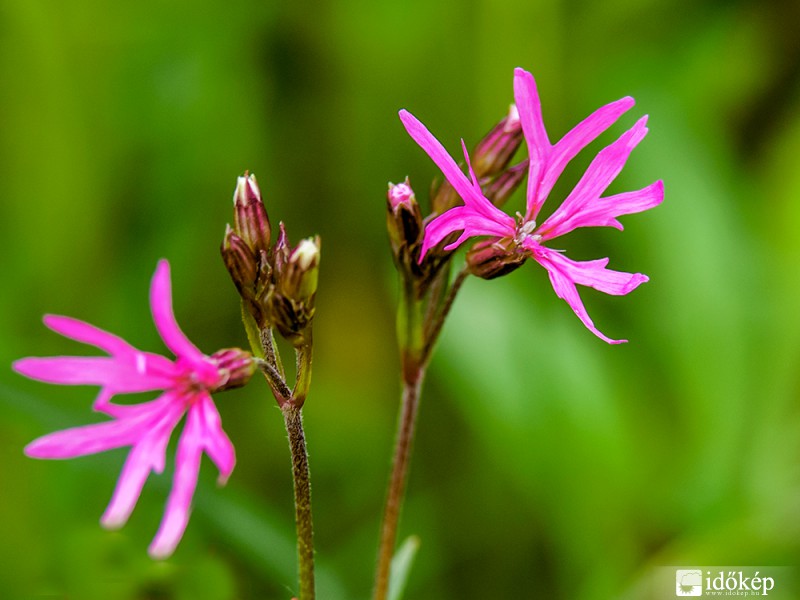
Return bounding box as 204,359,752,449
471,104,523,178
209,348,256,392
221,225,258,294
280,237,320,303
270,230,320,345
233,172,271,255
465,238,526,280
483,160,527,208
430,177,461,215
386,179,423,262
388,179,415,210
221,225,271,325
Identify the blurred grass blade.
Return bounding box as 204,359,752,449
388,535,420,600
196,487,350,600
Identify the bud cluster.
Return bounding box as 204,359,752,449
221,173,320,347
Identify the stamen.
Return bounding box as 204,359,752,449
520,220,537,236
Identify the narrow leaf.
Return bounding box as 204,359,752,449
388,535,421,600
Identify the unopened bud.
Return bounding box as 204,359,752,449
483,160,527,208
466,238,526,280
430,106,523,215
233,172,271,254
387,179,423,262
282,237,320,302
471,104,523,178
221,225,271,325
388,179,415,210
221,225,258,293
210,348,256,391
271,230,320,345
430,177,461,215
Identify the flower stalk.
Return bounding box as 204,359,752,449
373,264,468,600
283,402,315,600
373,366,423,600
256,340,316,600
222,172,320,600
374,111,526,599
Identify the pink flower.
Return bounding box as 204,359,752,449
14,260,248,558
399,67,664,343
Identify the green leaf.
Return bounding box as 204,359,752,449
387,535,420,600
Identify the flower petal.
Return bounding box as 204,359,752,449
540,96,635,213
148,406,205,559
538,116,650,240
24,393,179,459
150,260,205,363
399,110,511,221
399,110,482,209
13,355,175,391
513,68,551,220
100,400,184,529
194,394,235,484
43,315,135,356
527,244,648,343
25,415,147,459
544,180,664,237
420,206,515,258
513,67,636,222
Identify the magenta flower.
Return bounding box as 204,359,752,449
399,67,664,343
14,260,251,558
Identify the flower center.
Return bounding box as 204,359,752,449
514,212,542,245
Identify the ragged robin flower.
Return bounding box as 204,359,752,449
13,260,254,558
399,67,664,343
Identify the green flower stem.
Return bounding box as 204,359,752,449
373,275,425,600
373,367,424,600
422,267,468,364
283,403,315,600
255,327,316,600
373,268,469,600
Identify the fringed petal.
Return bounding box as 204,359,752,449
194,394,235,485
147,406,204,559
539,116,649,239
150,260,206,364
100,401,184,529
527,243,649,343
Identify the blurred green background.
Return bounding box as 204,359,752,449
2,0,799,598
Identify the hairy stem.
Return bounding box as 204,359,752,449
255,358,292,405
373,268,469,600
372,369,424,600
283,404,315,600
260,326,284,378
